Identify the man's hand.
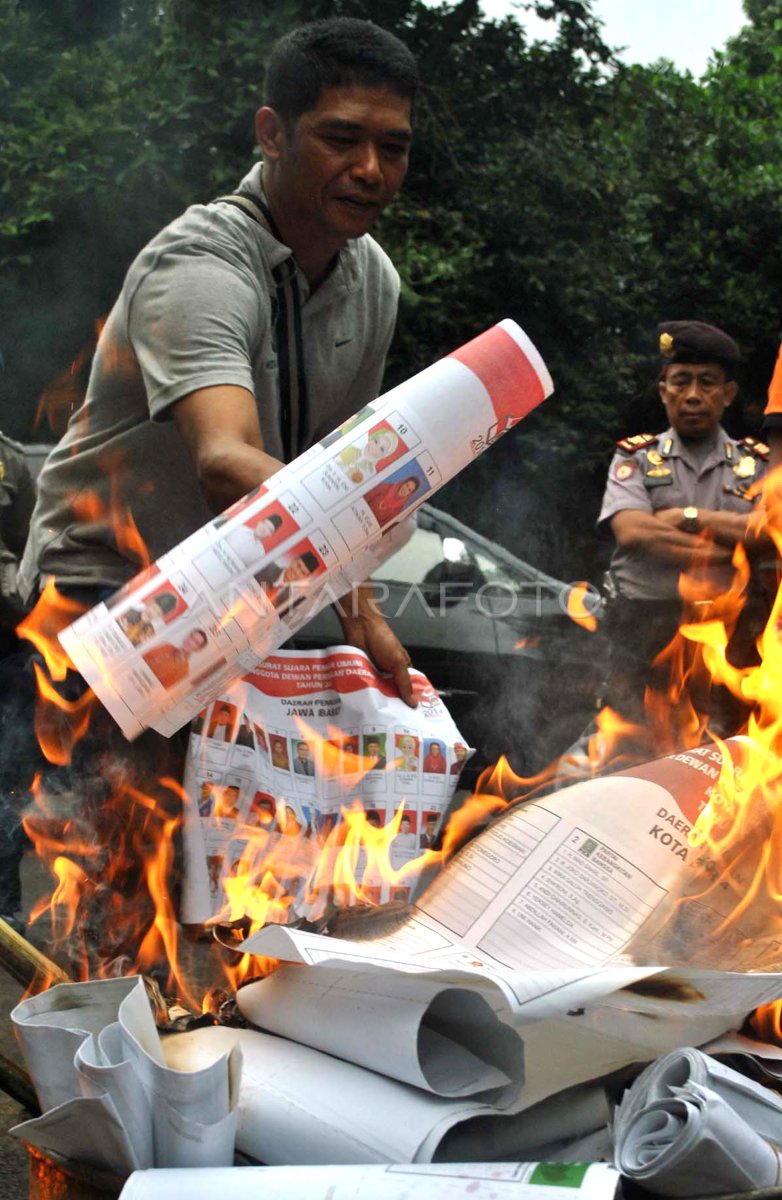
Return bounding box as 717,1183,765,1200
335,582,416,707
654,507,688,528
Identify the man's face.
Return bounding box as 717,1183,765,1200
259,84,412,249
284,556,316,584
367,739,380,756
182,630,206,654
658,362,737,441
255,518,276,540
297,742,311,762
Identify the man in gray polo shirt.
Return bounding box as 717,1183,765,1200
17,18,419,958
22,17,418,701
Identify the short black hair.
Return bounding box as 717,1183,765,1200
265,18,419,124
153,591,178,615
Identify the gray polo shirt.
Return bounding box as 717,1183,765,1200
20,164,399,596
598,426,766,601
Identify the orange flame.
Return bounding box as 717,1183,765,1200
566,581,598,632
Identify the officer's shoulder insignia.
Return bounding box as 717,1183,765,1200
615,433,657,454
738,436,770,461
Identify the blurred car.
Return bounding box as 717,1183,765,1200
288,504,604,781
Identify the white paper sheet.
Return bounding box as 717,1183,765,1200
181,647,472,923
59,320,553,740
11,976,139,1112
240,738,782,1031
11,976,240,1170
236,965,522,1100
614,1083,782,1195
613,1045,782,1147
161,1025,552,1165
119,1161,621,1200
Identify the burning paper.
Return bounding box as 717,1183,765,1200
182,647,473,924
239,737,782,1022
10,976,240,1172
613,1047,782,1195
118,1161,621,1200
57,320,552,739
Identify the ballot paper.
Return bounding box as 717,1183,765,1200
10,976,240,1173
613,1047,782,1195
240,737,782,1023
181,647,473,923
161,1025,607,1165
235,965,523,1100
58,320,553,739
119,1161,621,1200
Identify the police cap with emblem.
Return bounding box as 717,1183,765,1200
658,320,741,376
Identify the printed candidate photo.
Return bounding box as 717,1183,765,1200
362,461,430,527
253,538,326,611
225,500,298,566
115,582,186,648
336,419,408,485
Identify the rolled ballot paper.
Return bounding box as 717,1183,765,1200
163,1024,530,1164
119,1161,622,1200
11,976,241,1173
614,1046,782,1144
613,1047,782,1196
58,320,553,740
614,1087,781,1196
235,965,524,1100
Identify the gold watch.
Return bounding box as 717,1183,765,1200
682,505,700,533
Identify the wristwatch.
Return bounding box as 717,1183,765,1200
682,505,700,533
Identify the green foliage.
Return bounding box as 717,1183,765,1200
2,0,782,575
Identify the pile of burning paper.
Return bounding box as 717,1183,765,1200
10,734,782,1194
11,322,782,1195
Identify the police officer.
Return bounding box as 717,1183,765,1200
0,431,36,928
598,320,771,736
0,431,35,655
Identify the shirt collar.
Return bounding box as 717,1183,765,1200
662,425,729,469
236,162,361,299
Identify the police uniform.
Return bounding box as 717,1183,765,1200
0,431,35,649
0,431,35,923
596,320,769,733
600,427,768,601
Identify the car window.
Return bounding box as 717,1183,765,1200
373,527,445,584
471,550,518,589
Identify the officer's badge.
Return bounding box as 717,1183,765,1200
614,460,637,482
735,456,757,479
646,467,672,479
0,460,5,481
659,332,675,357
646,449,664,466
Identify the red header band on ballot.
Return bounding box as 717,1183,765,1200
449,321,548,425
59,320,554,740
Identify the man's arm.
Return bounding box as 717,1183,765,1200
173,385,285,510
334,581,416,707
174,384,416,706
654,505,773,554
610,509,733,566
